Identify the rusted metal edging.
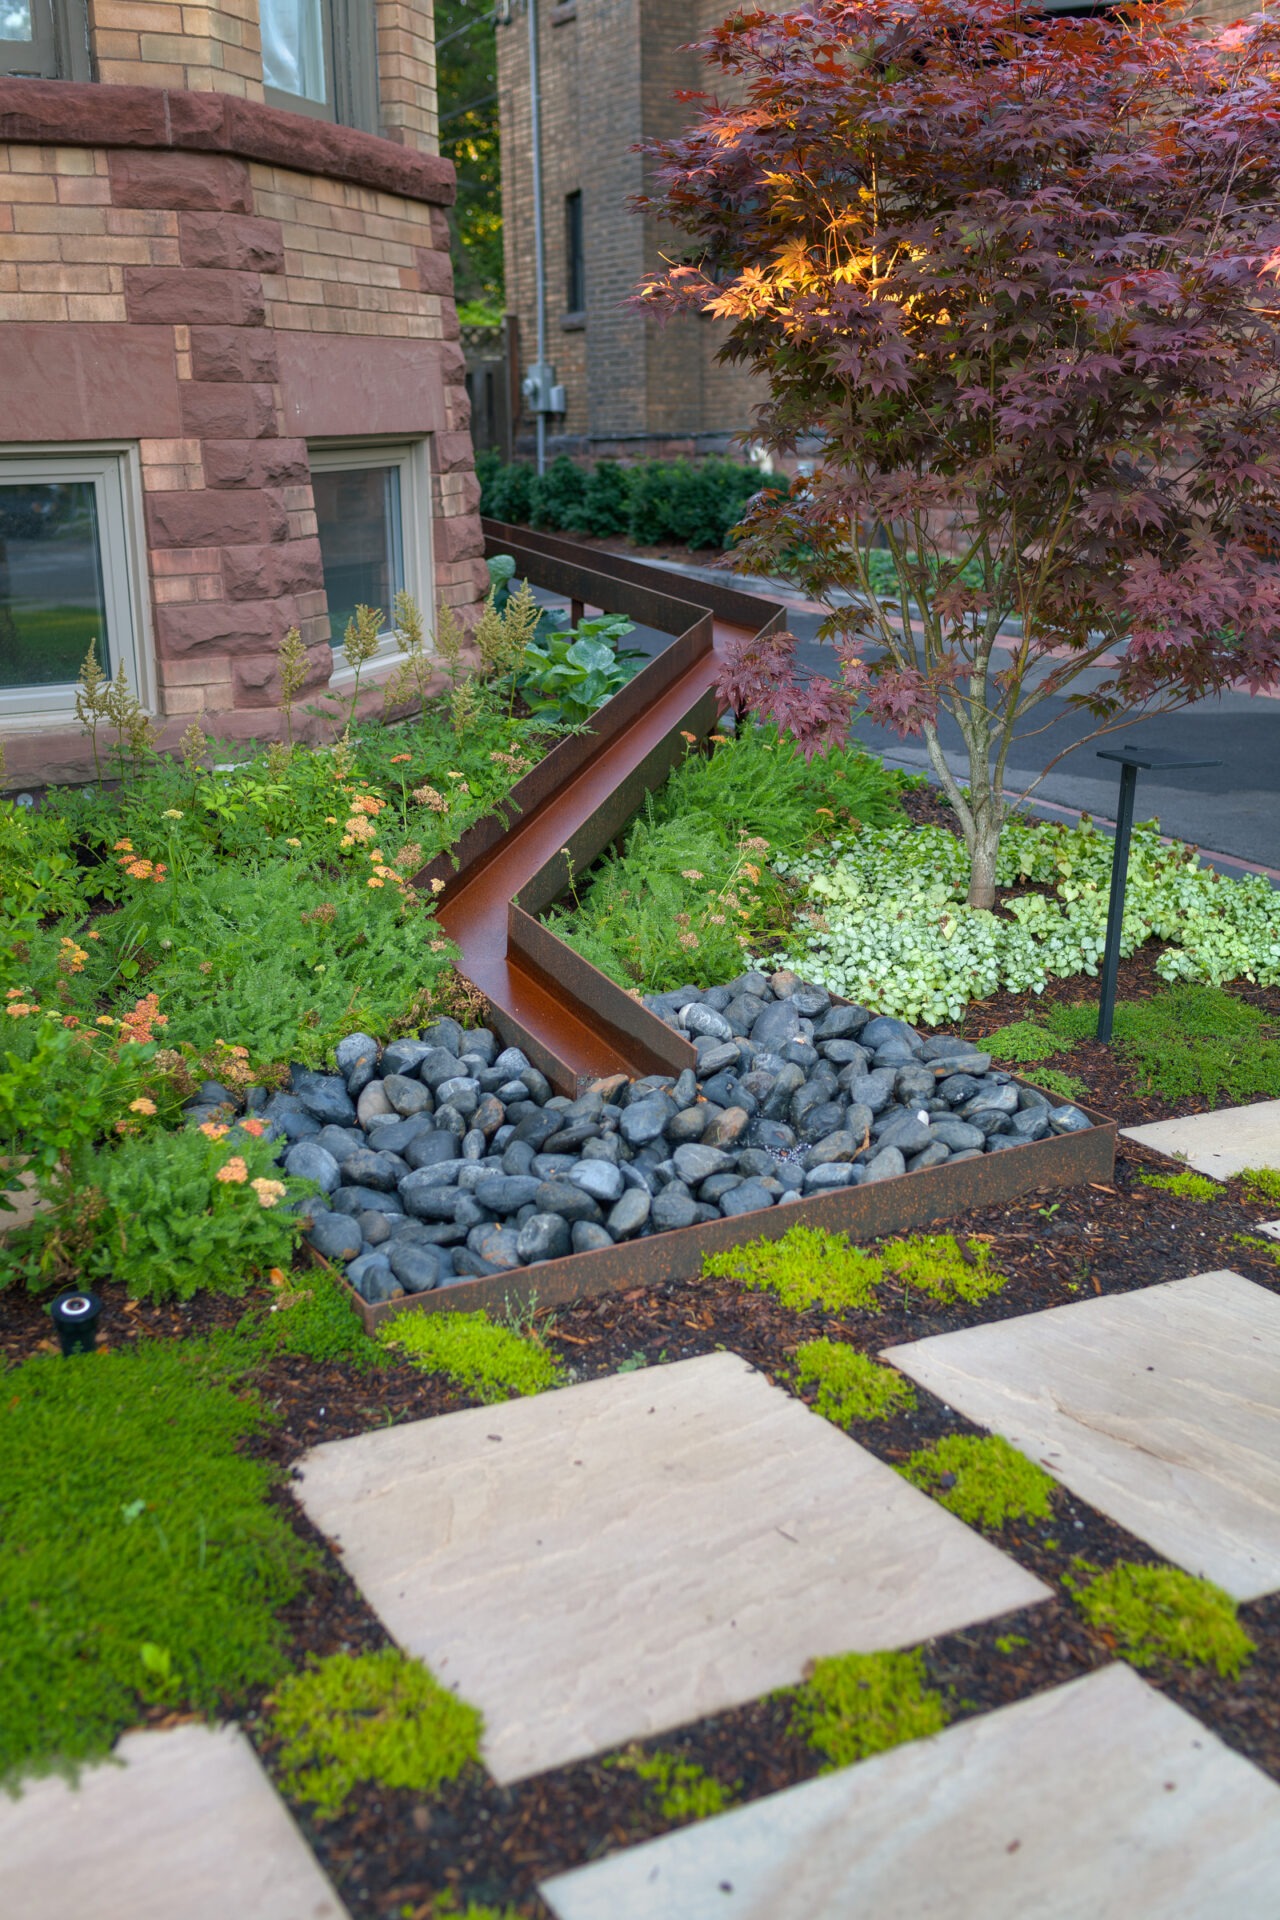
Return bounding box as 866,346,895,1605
341,1096,1117,1336
507,906,696,1081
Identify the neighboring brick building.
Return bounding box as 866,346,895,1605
0,1,485,787
496,0,762,463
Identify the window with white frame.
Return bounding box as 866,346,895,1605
308,441,432,681
0,448,151,731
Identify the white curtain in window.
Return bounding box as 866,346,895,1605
0,3,33,42
260,0,327,104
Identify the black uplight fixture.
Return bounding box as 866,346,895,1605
1095,743,1220,1043
50,1289,103,1356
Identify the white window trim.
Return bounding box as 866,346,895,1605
0,444,154,735
308,438,434,691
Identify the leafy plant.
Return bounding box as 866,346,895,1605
269,1649,483,1819
779,820,1280,1026
519,615,646,725
9,1123,309,1300
639,0,1280,904
0,1336,311,1787
257,1262,390,1371
788,1650,948,1771
1066,1562,1254,1679
550,724,903,991
1021,1067,1090,1104
379,1307,565,1401
794,1340,916,1427
900,1435,1055,1528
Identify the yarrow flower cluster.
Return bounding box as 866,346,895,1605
251,1177,286,1208
216,1156,249,1185
58,937,88,975
412,784,449,812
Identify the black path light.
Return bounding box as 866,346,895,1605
50,1289,103,1356
1094,744,1221,1043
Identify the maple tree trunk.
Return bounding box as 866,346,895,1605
921,713,1004,911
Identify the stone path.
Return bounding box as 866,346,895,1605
1121,1099,1280,1178
883,1270,1280,1600
292,1351,1048,1783
538,1665,1280,1920
0,1723,347,1920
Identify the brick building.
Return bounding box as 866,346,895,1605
0,0,486,788
496,0,762,463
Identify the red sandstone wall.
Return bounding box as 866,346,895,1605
0,80,485,787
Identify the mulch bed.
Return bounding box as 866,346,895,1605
4,960,1279,1916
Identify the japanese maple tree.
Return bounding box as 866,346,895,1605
637,0,1280,904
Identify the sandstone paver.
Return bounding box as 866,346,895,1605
0,1722,347,1920
1121,1100,1280,1178
293,1352,1048,1782
884,1269,1280,1599
539,1664,1280,1920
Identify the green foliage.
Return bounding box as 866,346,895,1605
0,801,88,953
529,455,589,532
901,1435,1055,1528
1140,1171,1222,1203
0,1336,311,1787
779,816,1280,1025
606,1745,739,1823
1048,984,1280,1107
519,615,646,725
704,1227,1008,1315
269,1649,482,1820
379,1308,565,1402
8,1123,308,1300
704,1225,883,1313
1067,1562,1254,1679
794,1340,916,1427
477,453,772,551
95,859,451,1070
0,1015,178,1212
788,1650,949,1771
877,1234,1009,1306
260,1263,389,1371
550,725,903,991
1240,1165,1280,1204
1021,1066,1090,1103
435,0,502,309
983,1021,1062,1063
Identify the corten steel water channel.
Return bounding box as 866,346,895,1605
333,524,1116,1333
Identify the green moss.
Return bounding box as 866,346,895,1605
433,1898,522,1920
702,1227,1008,1315
900,1435,1055,1528
606,1746,739,1823
1049,986,1280,1107
788,1650,949,1771
703,1225,883,1313
1233,1232,1280,1268
983,1021,1062,1063
1140,1171,1222,1203
794,1340,915,1428
994,1633,1029,1654
260,1263,389,1370
1241,1166,1280,1204
378,1308,564,1402
1067,1562,1254,1679
879,1234,1010,1306
1023,1066,1090,1103
0,1336,312,1788
269,1649,482,1819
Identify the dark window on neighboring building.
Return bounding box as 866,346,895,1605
260,0,380,134
0,1,91,80
565,190,585,316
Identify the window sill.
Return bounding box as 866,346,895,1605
560,311,586,332
551,1,578,23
